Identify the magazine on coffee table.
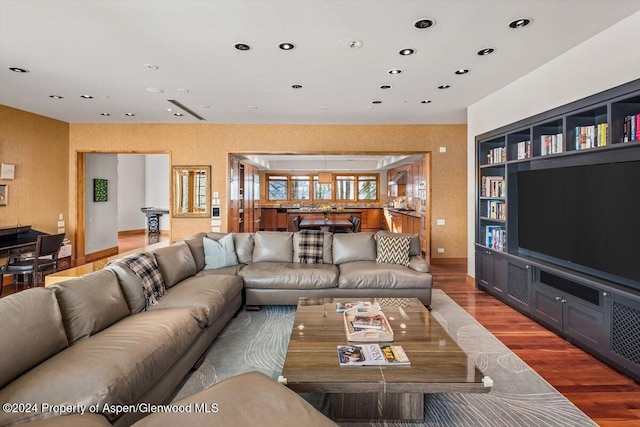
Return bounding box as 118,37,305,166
336,301,381,313
337,344,411,366
343,307,394,342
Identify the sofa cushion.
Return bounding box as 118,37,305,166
184,232,208,271
149,275,243,327
338,261,433,289
293,231,333,264
332,232,376,265
153,242,197,288
106,261,147,314
377,230,421,257
0,308,201,426
16,413,112,426
376,233,411,266
204,234,239,269
253,232,293,262
0,288,68,389
240,262,338,289
52,269,131,345
207,232,254,264
131,372,338,427
196,264,245,276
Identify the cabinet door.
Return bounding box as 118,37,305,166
476,248,494,288
604,291,640,376
368,208,381,229
261,209,277,230
532,282,563,331
563,295,604,349
505,260,531,312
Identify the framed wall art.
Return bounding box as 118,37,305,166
0,184,7,206
1,163,15,180
93,178,108,202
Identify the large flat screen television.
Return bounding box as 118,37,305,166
517,160,640,289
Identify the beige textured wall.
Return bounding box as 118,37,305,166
0,106,69,235
69,123,467,259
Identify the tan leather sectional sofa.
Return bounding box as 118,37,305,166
0,230,431,426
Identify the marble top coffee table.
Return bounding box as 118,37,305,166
280,297,492,422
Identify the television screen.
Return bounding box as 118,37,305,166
517,160,640,286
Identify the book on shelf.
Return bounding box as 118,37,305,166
487,200,506,220
486,146,506,164
336,301,381,313
517,140,531,159
337,344,411,366
575,123,608,149
623,114,640,142
485,225,506,252
351,314,386,331
480,176,505,198
541,133,563,156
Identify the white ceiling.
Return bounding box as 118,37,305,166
2,0,640,125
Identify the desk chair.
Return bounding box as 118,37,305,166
293,215,302,231
351,217,361,233
4,233,65,291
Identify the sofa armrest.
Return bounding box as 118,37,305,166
408,256,430,273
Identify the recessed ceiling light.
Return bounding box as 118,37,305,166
509,18,532,29
200,105,211,109
437,84,450,89
279,42,296,50
477,48,495,56
388,69,402,75
291,84,303,89
399,48,415,56
421,100,432,104
380,85,392,89
414,19,435,29
125,113,135,116
80,95,94,99
100,113,111,116
9,67,29,73
177,88,190,93
143,64,159,70
372,100,382,104
454,69,469,75
234,43,251,51
318,106,327,110
174,112,183,117
166,108,173,112
49,95,64,99
146,87,164,93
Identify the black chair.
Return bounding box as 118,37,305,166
351,217,361,233
293,215,302,231
4,233,66,290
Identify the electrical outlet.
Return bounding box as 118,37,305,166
437,247,445,253
57,220,65,227
436,219,445,226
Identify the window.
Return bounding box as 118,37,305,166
267,175,288,200
313,176,332,200
335,175,356,200
357,175,378,200
290,175,310,200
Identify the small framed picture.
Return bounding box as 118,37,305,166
1,163,15,180
0,184,7,206
93,178,108,202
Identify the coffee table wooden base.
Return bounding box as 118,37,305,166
336,392,423,421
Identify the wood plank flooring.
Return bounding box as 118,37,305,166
2,236,639,425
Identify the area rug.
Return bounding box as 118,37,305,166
174,290,597,426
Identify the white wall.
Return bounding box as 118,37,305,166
466,11,640,278
85,153,118,253
117,154,146,231
144,154,170,231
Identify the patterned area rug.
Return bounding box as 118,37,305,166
174,290,596,426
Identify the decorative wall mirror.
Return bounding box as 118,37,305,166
172,165,211,217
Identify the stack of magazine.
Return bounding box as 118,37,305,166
337,344,410,366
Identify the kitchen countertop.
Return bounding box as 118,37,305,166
385,207,423,218
286,208,363,214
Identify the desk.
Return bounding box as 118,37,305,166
299,218,354,232
0,225,47,258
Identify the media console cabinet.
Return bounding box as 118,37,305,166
475,78,640,382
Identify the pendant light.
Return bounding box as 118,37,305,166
318,155,332,183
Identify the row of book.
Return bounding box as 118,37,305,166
622,114,640,142
487,200,506,221
517,140,531,160
486,146,506,165
485,225,506,252
575,123,608,149
480,176,505,198
541,133,563,156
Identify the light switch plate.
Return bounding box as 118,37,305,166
439,147,447,153
436,219,445,226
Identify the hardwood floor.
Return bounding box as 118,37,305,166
2,240,638,425
430,263,640,427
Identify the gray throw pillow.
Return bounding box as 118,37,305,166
204,234,239,269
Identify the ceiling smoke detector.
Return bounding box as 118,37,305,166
337,38,363,50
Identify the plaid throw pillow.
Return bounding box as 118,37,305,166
298,230,324,264
376,234,411,266
114,253,166,309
